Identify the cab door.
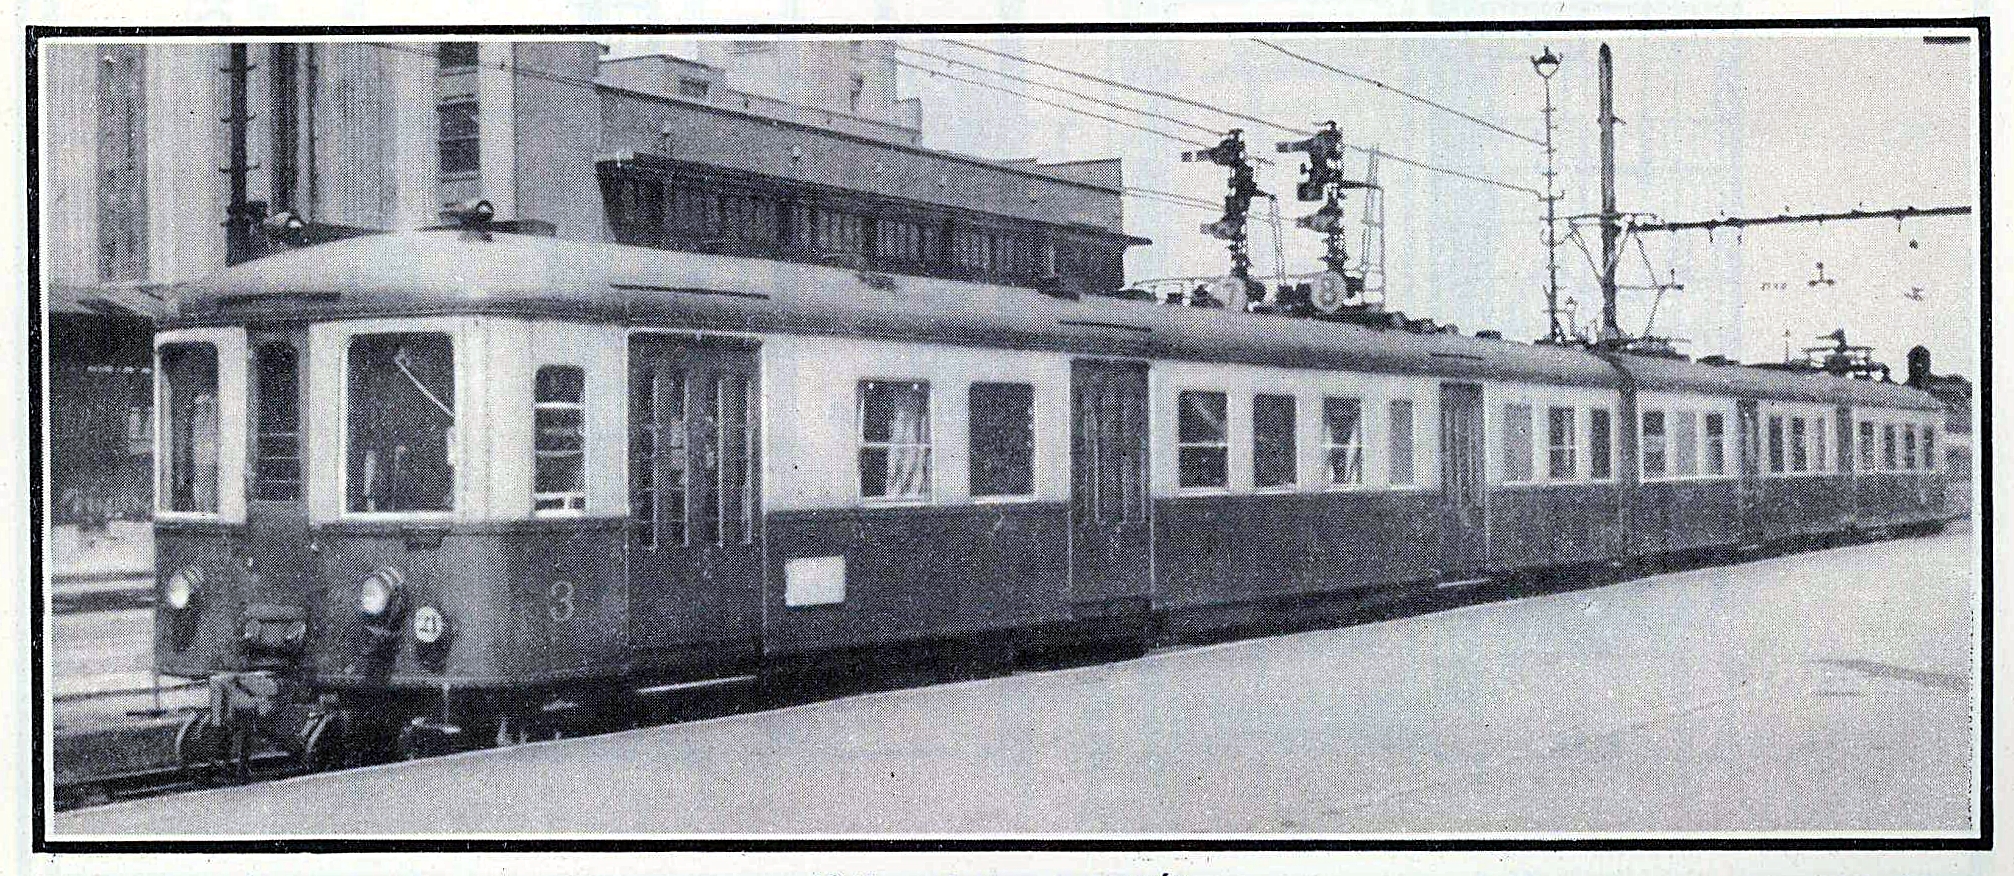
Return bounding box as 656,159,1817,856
244,329,314,608
1437,382,1487,575
626,336,762,659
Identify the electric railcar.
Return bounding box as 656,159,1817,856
151,227,1949,770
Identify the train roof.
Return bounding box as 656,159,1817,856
165,231,1942,411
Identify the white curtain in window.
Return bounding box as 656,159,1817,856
884,390,930,497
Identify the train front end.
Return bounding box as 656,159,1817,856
151,265,630,768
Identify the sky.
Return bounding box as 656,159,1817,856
611,31,1980,381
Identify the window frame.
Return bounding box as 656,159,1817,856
1923,422,1937,470
1859,420,1877,471
1588,407,1613,481
1547,405,1577,481
1175,389,1231,492
158,341,224,516
1883,423,1899,470
342,330,460,518
1321,395,1366,489
1640,409,1668,479
968,381,1037,501
857,379,934,503
1767,414,1786,474
532,364,589,517
437,41,479,71
1790,416,1809,473
1703,412,1727,476
1252,393,1299,491
1387,398,1417,488
1500,402,1535,484
437,97,480,178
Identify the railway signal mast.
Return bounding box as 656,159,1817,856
1278,121,1376,313
1184,129,1267,307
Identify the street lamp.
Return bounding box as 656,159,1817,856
1532,47,1565,343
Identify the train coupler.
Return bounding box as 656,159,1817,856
176,670,308,781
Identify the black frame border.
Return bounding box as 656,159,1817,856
24,16,1993,855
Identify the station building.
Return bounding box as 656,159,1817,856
39,37,1146,524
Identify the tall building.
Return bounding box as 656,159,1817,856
38,37,1145,522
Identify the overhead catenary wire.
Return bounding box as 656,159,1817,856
890,57,1220,152
896,44,1225,137
936,39,1540,199
1250,38,1545,147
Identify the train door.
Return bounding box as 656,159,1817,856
1736,399,1764,542
626,336,762,657
1069,359,1152,612
1437,382,1487,575
245,329,313,604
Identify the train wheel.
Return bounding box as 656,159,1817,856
300,711,350,773
174,711,226,784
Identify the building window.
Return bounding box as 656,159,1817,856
1883,424,1898,470
849,73,866,113
1388,399,1415,486
97,45,146,282
1253,394,1297,489
1589,409,1612,480
1547,406,1576,480
875,218,932,264
1641,410,1667,478
347,333,455,513
438,42,478,70
1671,411,1697,477
1768,415,1786,474
1859,421,1876,470
859,381,930,499
1177,390,1228,489
953,229,997,273
814,209,866,254
1790,417,1809,472
1704,412,1726,475
1502,403,1534,483
677,77,711,100
718,192,777,244
970,382,1034,498
158,343,219,513
1903,425,1917,470
438,99,479,176
534,366,587,514
1322,397,1364,487
253,342,301,502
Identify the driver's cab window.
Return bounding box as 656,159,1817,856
347,332,455,512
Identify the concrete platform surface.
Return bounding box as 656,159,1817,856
52,528,1978,838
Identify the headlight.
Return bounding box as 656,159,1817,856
165,567,203,611
411,605,448,645
357,567,406,619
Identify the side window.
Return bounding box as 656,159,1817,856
1704,413,1726,475
630,366,687,548
860,381,931,499
1883,424,1898,470
1790,417,1808,472
1547,406,1576,480
1641,410,1667,478
970,382,1034,498
159,343,221,513
1670,411,1696,476
1387,399,1415,485
534,365,587,514
1253,394,1297,489
1813,415,1828,474
1177,390,1229,489
1923,424,1936,470
1323,397,1364,487
1588,408,1613,480
1501,403,1534,483
1903,424,1917,470
1767,415,1786,474
253,342,302,501
1859,420,1876,470
348,333,455,513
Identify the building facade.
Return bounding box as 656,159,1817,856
40,37,1145,522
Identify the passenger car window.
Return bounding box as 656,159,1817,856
1322,397,1363,487
1703,413,1726,475
1253,394,1297,489
1387,400,1414,485
1177,390,1228,489
1641,410,1666,478
1859,421,1876,470
1588,409,1612,480
1767,415,1786,474
347,332,455,513
1547,406,1576,480
159,343,220,513
1671,411,1697,476
970,382,1034,498
535,365,587,514
1923,424,1936,470
1790,417,1808,472
1883,424,1898,470
860,381,931,499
